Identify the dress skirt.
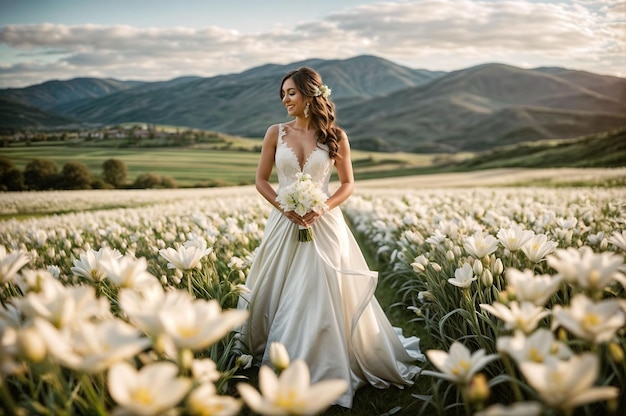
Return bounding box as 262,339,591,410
238,206,423,408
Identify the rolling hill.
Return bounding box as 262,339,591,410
457,126,626,170
44,55,444,138
340,63,626,152
1,55,624,153
0,97,77,129
0,77,144,110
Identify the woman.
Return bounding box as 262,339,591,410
237,67,423,408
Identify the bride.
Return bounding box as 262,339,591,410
237,66,423,408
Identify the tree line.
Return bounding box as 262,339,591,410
0,158,178,192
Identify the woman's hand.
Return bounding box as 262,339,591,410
282,210,308,227
282,209,325,227
302,208,326,226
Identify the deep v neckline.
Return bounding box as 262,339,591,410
279,124,319,172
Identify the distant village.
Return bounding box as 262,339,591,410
2,124,230,147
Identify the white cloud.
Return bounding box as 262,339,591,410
0,0,623,87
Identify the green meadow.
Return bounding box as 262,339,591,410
0,140,447,187
2,144,256,186
2,125,623,188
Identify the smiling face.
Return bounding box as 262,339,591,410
281,78,308,118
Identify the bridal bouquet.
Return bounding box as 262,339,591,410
276,172,328,242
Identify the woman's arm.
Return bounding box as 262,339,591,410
255,124,280,208
325,129,354,210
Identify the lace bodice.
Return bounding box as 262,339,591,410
275,123,333,194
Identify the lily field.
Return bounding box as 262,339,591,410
0,170,625,415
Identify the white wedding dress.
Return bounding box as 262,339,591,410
238,124,423,408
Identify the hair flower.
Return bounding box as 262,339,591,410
313,84,331,99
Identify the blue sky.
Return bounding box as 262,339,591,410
0,0,382,31
0,0,623,87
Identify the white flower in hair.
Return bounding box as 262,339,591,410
314,84,331,98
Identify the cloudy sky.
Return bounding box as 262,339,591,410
0,0,624,88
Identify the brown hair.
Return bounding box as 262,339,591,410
280,67,342,160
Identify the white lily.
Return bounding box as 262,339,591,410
14,280,109,329
14,268,55,294
448,263,477,288
496,328,572,365
0,324,21,375
505,268,562,306
159,241,212,271
607,230,626,251
0,304,22,370
0,245,30,285
35,317,151,373
184,233,211,250
463,232,499,259
480,301,549,334
70,247,122,282
475,401,542,416
187,383,242,416
159,298,248,351
522,234,558,263
0,302,21,328
552,294,625,344
15,324,47,363
547,247,625,292
191,358,221,384
497,225,535,252
270,342,291,372
108,361,192,416
100,255,158,289
587,231,606,247
237,353,254,370
425,229,447,246
519,353,619,410
422,341,499,385
237,359,348,415
119,285,192,337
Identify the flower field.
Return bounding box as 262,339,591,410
1,185,625,415
344,187,626,415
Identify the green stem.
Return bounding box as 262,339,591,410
210,263,220,287
502,355,523,402
79,374,107,416
0,378,18,415
460,384,472,416
464,290,490,351
97,373,107,407
474,289,492,348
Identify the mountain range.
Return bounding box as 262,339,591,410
1,55,624,153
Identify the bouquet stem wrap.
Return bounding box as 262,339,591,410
276,172,328,243
298,226,313,242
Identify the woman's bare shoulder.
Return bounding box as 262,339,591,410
265,123,281,134
335,127,349,143
263,124,281,144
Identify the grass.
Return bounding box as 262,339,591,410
3,126,623,189
0,144,263,186
457,126,626,170
0,141,444,187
